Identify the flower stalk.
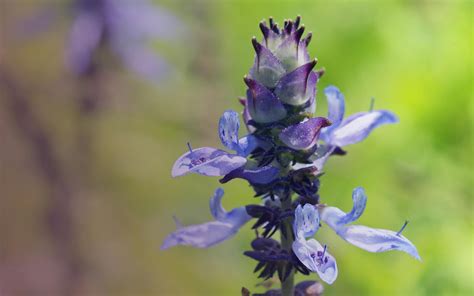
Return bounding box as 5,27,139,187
162,16,420,295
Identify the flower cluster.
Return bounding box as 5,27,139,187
162,16,419,294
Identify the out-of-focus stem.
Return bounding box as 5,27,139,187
0,66,82,295
280,193,294,296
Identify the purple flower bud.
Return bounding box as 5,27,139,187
274,59,319,106
279,117,331,150
244,77,287,123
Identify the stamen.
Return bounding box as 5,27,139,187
396,220,409,236
187,142,193,154
321,245,327,259
369,97,375,112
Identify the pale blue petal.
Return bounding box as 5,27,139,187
337,225,421,260
294,204,320,239
327,110,398,147
161,220,239,249
292,239,338,284
171,147,246,177
219,110,241,152
339,187,367,224
319,188,420,260
209,188,226,221
312,144,336,171
162,189,251,249
324,86,345,128
238,135,259,157
209,188,251,226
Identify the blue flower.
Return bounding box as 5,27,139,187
313,86,398,169
172,110,257,177
292,187,420,284
293,204,320,238
161,188,251,249
319,187,421,260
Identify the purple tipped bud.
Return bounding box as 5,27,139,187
279,117,331,150
259,21,270,43
303,32,313,46
244,77,287,123
250,39,286,88
274,60,319,106
294,15,301,29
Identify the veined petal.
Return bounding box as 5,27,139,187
171,147,246,177
294,204,320,239
219,165,280,185
250,38,286,88
219,110,241,152
274,60,318,106
336,225,421,260
292,239,338,284
244,77,287,123
279,117,331,150
328,110,398,147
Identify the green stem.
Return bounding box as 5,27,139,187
280,194,294,296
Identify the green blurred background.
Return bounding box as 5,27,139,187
1,0,472,295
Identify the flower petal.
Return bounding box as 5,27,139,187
160,220,239,249
274,27,306,71
171,147,246,177
336,225,421,260
250,38,286,88
324,86,345,128
219,165,280,185
294,204,320,239
327,110,398,147
244,77,287,123
162,189,250,249
274,60,318,106
209,188,226,221
339,187,367,225
238,135,259,157
292,239,338,284
279,117,331,150
219,110,241,152
209,188,251,226
319,188,420,260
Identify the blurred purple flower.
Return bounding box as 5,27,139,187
66,0,183,81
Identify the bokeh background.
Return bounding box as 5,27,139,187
1,0,472,295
